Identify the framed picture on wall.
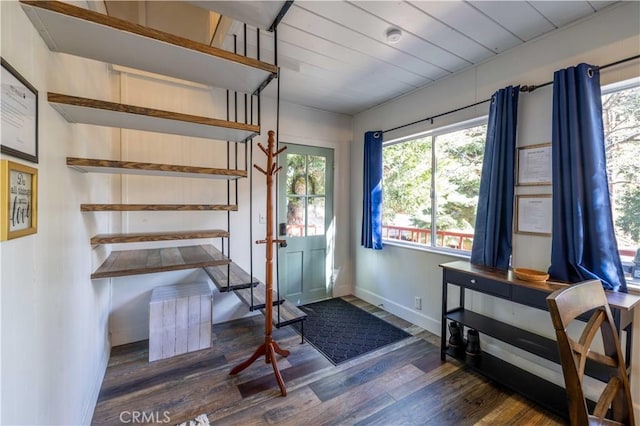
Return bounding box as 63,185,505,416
1,160,38,241
517,143,551,186
1,57,39,163
515,194,552,236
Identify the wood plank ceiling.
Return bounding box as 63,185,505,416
117,1,620,115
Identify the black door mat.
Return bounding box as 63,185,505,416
292,298,411,365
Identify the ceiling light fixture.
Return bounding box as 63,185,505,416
386,28,402,44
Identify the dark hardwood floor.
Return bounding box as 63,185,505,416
92,296,565,425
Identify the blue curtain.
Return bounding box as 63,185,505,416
549,63,626,292
361,131,383,249
471,86,520,269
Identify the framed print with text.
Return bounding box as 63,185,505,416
1,57,39,163
1,160,38,241
517,143,551,186
515,194,552,236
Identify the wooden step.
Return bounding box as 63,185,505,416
67,158,247,179
91,244,229,279
20,1,277,95
265,300,307,327
49,93,259,142
201,256,306,325
234,282,285,311
203,260,258,292
91,229,229,245
81,204,238,212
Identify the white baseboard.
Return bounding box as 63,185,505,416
81,344,110,425
332,282,353,298
353,287,441,335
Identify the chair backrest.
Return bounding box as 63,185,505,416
546,280,635,426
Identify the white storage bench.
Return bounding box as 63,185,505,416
149,282,213,362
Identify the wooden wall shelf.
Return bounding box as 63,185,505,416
50,93,258,142
67,157,247,179
91,244,229,279
81,204,238,212
20,1,277,95
90,229,229,245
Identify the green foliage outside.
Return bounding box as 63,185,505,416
382,138,431,225
603,85,640,246
434,125,485,231
382,124,486,235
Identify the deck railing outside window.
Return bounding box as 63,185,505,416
382,225,474,251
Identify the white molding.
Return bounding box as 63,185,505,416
354,287,441,335
80,344,110,425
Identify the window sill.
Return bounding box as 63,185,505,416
627,284,640,296
382,239,471,260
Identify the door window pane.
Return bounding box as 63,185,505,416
308,156,326,195
287,154,306,195
286,196,306,237
308,197,325,236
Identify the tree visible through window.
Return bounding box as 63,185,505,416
382,119,487,252
603,79,640,286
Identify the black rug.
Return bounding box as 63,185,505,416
292,298,411,365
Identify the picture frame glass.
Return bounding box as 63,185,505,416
1,58,39,163
1,160,37,241
517,143,552,186
9,168,34,232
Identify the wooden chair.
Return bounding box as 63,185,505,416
547,280,635,425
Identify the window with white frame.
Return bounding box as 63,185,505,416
382,117,487,253
602,77,640,288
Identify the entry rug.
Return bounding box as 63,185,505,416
292,298,411,365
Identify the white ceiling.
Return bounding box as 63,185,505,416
198,1,618,115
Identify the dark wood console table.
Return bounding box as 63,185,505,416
440,260,640,419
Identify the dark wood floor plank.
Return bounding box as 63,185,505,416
309,340,437,402
92,296,564,426
412,349,447,373
475,394,564,425
215,386,322,425
98,353,228,401
237,355,332,398
291,363,425,426
353,368,476,426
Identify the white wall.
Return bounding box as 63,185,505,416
1,1,353,421
107,71,352,345
351,0,640,415
0,1,116,424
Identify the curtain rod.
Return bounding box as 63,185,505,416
382,54,640,135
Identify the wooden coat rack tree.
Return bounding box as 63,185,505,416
229,130,290,396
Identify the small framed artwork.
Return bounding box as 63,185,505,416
1,160,38,241
515,194,552,236
1,57,39,163
517,143,551,186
